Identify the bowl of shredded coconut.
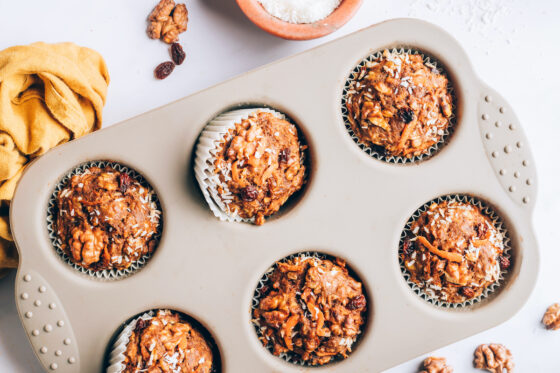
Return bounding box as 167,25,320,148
236,0,362,40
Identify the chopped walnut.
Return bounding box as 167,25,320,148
420,357,453,373
69,225,107,267
147,0,188,44
147,21,163,40
474,344,514,373
543,303,560,330
172,4,188,32
148,0,175,22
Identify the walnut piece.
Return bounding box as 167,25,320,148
161,20,180,44
147,21,163,40
69,225,107,267
420,357,453,373
147,0,188,44
148,0,175,22
543,303,560,330
474,344,514,373
172,4,188,32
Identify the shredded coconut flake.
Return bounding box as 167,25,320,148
258,0,341,24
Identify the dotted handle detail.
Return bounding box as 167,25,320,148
15,269,79,372
477,85,537,209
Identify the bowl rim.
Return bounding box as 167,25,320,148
236,0,363,40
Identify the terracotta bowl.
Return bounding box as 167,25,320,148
236,0,363,40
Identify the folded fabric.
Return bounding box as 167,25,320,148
0,42,109,278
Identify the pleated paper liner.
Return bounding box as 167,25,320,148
194,107,308,224
398,194,512,308
251,251,368,367
105,309,221,373
341,47,457,164
106,311,154,373
46,160,163,280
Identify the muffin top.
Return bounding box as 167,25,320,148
212,111,306,225
253,256,366,365
345,49,453,158
122,310,213,373
55,166,161,271
401,200,508,303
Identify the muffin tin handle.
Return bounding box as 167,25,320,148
15,268,79,372
477,84,537,210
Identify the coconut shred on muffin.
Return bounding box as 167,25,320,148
208,111,306,225
345,49,453,158
55,166,161,271
401,200,509,304
253,256,367,365
121,310,214,373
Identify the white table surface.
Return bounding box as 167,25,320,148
0,0,558,371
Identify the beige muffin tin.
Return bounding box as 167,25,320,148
12,19,539,372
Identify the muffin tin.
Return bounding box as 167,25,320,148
11,19,539,372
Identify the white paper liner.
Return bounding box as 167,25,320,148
194,108,302,224
106,311,155,373
341,47,457,164
251,252,366,366
398,195,512,308
106,310,220,373
46,161,163,280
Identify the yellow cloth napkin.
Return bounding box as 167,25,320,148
0,42,109,278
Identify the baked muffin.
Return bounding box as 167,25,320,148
196,109,306,225
54,165,161,271
401,200,509,304
253,256,367,365
345,49,453,158
121,310,214,373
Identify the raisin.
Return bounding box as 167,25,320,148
118,173,132,194
134,318,148,332
259,285,269,295
403,240,415,255
460,286,476,299
241,185,258,202
154,61,175,79
475,223,488,238
278,148,290,164
171,43,186,65
371,143,386,156
398,108,415,124
335,257,346,268
499,255,510,269
347,295,366,311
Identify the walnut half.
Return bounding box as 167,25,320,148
474,344,514,373
147,0,188,44
543,303,560,330
420,356,453,373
